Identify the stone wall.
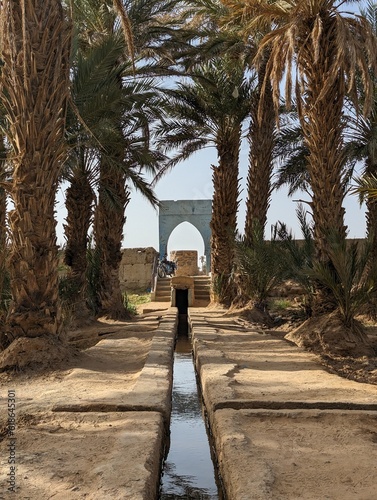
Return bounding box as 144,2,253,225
169,250,198,277
119,247,158,292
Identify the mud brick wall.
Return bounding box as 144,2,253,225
169,250,198,277
119,247,158,292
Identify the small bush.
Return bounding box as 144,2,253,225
270,298,292,311
122,292,138,315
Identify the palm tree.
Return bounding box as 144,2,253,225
0,134,9,324
65,0,169,319
345,2,377,291
244,46,275,243
224,0,377,313
63,31,127,320
155,58,251,304
93,96,163,319
88,0,173,319
0,0,71,368
174,0,277,242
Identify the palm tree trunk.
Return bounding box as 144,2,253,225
0,0,71,367
0,185,7,321
363,158,377,319
365,158,377,260
64,167,94,320
211,131,241,305
245,56,275,242
0,135,7,253
94,161,130,319
300,25,347,315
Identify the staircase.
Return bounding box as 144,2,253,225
153,275,211,303
193,276,211,302
154,277,171,302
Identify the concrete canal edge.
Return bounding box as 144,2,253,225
50,307,178,500
126,307,178,499
188,308,377,500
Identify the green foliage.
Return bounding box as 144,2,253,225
58,274,82,328
211,272,231,304
309,234,377,326
272,204,315,315
234,224,288,309
58,275,81,305
270,298,292,311
127,293,151,306
122,292,138,316
274,205,377,323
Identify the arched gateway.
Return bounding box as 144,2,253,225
159,200,212,271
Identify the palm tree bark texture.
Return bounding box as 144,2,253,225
64,167,95,319
298,14,347,264
0,1,71,357
245,52,275,242
210,133,241,304
94,160,131,319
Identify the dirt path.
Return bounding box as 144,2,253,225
1,304,377,499
0,311,175,499
189,307,377,500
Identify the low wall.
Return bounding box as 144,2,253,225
170,250,198,276
119,247,158,292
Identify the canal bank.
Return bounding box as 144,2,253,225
189,307,377,500
0,308,178,499
159,313,224,499
3,303,377,499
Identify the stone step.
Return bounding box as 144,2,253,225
154,277,171,301
194,284,210,291
194,277,210,300
153,276,211,302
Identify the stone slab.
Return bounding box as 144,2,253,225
189,309,377,414
212,408,377,500
52,309,177,428
0,411,165,500
189,308,377,500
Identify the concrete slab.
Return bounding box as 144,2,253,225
189,308,377,500
212,408,377,500
0,308,178,499
0,411,164,499
189,309,377,413
51,309,177,428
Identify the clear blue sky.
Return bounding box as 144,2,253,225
120,145,367,258
56,1,367,258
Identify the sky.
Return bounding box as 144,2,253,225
56,140,367,259
121,145,367,257
55,1,368,260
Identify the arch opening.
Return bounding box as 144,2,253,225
158,199,211,273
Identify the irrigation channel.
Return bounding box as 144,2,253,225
159,295,225,499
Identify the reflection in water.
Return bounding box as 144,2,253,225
160,322,223,499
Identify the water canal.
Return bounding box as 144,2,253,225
159,311,225,499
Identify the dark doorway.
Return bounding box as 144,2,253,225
176,289,189,336
175,289,188,314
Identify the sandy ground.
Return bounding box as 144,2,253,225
1,301,377,499
0,311,170,499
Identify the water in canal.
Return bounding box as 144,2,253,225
159,312,224,499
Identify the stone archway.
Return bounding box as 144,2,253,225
159,200,211,271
